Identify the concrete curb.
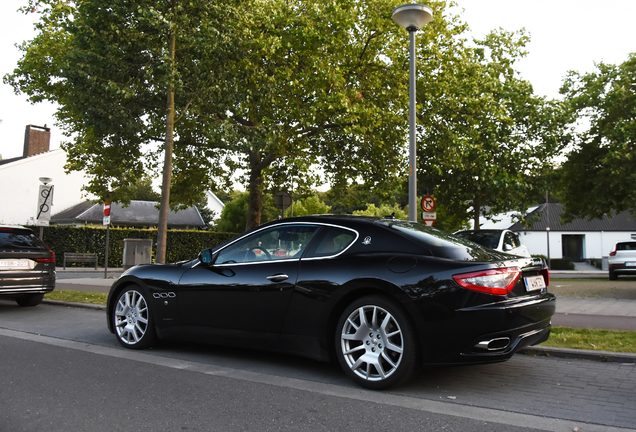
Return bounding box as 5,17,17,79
522,346,636,364
42,299,106,312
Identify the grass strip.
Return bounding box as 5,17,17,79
541,326,636,353
45,290,108,306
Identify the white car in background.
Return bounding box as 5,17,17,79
454,229,532,258
608,241,636,280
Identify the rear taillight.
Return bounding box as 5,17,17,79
609,250,616,256
36,251,56,263
453,267,521,295
539,268,550,287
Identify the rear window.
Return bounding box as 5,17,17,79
616,242,636,251
378,221,511,261
0,229,47,250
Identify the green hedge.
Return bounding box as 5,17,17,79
32,225,238,268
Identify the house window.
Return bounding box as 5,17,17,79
631,234,636,240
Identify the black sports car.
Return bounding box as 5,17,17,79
107,215,554,389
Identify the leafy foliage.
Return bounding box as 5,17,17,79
558,53,636,221
417,29,569,229
284,195,331,217
353,203,407,219
215,191,279,234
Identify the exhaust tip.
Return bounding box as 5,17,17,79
475,337,511,351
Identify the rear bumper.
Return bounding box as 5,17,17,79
609,263,636,275
0,270,55,296
416,292,556,365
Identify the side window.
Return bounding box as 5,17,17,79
307,227,356,258
503,232,516,249
215,225,319,264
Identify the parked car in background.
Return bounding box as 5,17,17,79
107,215,553,389
454,229,532,258
608,241,636,280
0,225,56,306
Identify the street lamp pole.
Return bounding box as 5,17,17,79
392,4,433,222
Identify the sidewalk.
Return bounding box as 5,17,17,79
550,261,608,279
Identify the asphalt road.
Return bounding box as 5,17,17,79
1,301,635,432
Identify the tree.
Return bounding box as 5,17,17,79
416,30,569,229
557,53,636,221
5,0,237,261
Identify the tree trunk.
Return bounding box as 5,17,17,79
472,193,481,230
245,167,263,231
156,24,176,263
244,149,278,232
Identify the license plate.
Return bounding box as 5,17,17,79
524,275,546,291
626,262,636,267
0,259,32,270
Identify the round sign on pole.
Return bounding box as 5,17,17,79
421,195,436,212
103,203,111,217
274,191,292,210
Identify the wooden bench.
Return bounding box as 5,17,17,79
63,252,99,269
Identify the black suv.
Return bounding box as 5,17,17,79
0,225,55,306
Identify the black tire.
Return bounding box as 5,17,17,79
609,269,617,280
15,294,44,307
111,286,156,349
335,295,420,390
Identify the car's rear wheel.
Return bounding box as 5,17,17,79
112,286,156,349
15,293,44,307
335,295,420,389
609,269,617,280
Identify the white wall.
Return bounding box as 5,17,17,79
0,149,92,225
520,230,636,259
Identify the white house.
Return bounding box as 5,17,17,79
0,125,92,225
0,125,224,227
481,203,636,261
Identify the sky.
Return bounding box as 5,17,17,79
1,0,634,160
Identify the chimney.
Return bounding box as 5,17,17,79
23,124,51,157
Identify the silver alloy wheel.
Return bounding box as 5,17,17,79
340,304,404,381
114,289,150,345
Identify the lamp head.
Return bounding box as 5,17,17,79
392,3,433,31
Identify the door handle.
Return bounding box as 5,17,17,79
267,274,289,282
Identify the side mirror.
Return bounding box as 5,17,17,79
199,248,213,265
503,244,513,251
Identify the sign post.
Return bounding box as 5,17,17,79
420,195,436,226
36,183,54,239
274,191,292,219
103,203,111,279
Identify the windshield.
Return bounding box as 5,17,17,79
378,221,511,262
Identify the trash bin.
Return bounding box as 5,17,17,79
122,238,153,269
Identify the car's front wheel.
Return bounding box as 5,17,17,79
112,286,156,349
15,293,44,307
335,295,420,389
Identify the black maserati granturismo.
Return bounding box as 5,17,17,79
107,215,554,389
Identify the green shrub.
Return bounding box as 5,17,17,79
33,225,238,267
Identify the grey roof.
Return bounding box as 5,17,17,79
510,203,636,232
51,200,205,228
